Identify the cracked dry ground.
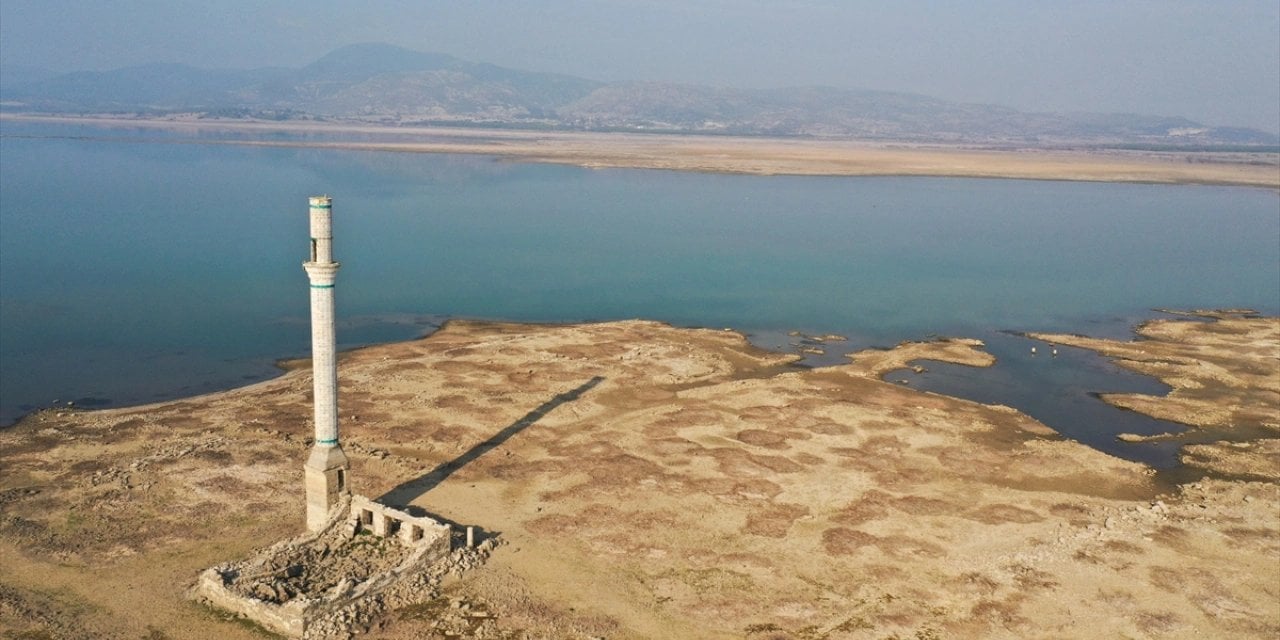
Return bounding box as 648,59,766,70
1,318,1277,639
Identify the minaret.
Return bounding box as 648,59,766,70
303,195,350,531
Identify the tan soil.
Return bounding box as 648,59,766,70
2,318,1277,639
4,114,1278,188
843,337,996,377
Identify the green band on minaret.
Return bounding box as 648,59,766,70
311,203,332,209
310,283,335,289
316,438,338,445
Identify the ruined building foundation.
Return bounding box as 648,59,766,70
193,496,457,638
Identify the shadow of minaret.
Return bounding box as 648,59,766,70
378,375,605,507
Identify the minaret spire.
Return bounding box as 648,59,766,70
302,195,350,531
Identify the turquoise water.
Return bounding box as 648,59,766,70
2,123,1278,464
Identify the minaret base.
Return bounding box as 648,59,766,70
304,444,350,532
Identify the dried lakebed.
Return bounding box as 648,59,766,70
1,315,1277,638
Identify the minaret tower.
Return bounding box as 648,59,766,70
303,195,350,531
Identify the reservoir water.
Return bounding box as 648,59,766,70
2,122,1277,465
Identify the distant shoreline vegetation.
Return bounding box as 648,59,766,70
1090,142,1280,154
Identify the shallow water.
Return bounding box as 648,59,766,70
2,122,1277,464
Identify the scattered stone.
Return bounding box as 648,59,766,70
192,494,495,639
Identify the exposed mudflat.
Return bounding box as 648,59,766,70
1,317,1277,639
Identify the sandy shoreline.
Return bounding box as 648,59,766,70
5,113,1278,188
1,314,1276,638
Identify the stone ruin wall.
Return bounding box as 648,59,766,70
350,495,451,546
192,495,453,638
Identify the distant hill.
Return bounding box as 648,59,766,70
3,43,1276,147
0,64,61,86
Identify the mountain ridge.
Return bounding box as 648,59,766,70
3,43,1275,146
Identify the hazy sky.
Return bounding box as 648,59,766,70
2,1,1277,132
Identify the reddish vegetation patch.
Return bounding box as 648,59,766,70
1007,564,1058,591
697,447,803,477
1048,502,1091,525
827,447,863,459
821,523,945,559
969,596,1028,629
1147,566,1183,593
484,460,540,482
954,571,1001,595
853,419,906,432
1221,527,1278,546
734,429,788,449
1103,540,1145,555
965,504,1044,525
861,435,909,455
821,527,879,556
689,477,784,505
831,490,893,525
1134,610,1183,635
894,495,961,517
875,534,945,559
833,454,933,487
197,473,255,494
863,563,906,581
431,394,474,409
793,452,825,467
668,409,726,426
806,421,854,436
377,361,428,375
106,418,146,435
584,454,666,486
543,440,629,460
423,424,471,444
736,405,784,421
745,453,803,474
640,418,684,439
645,437,701,456
192,449,234,464
433,360,479,374
1149,525,1193,552
742,503,810,538
556,503,612,521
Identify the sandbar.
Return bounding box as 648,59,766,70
4,113,1278,188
